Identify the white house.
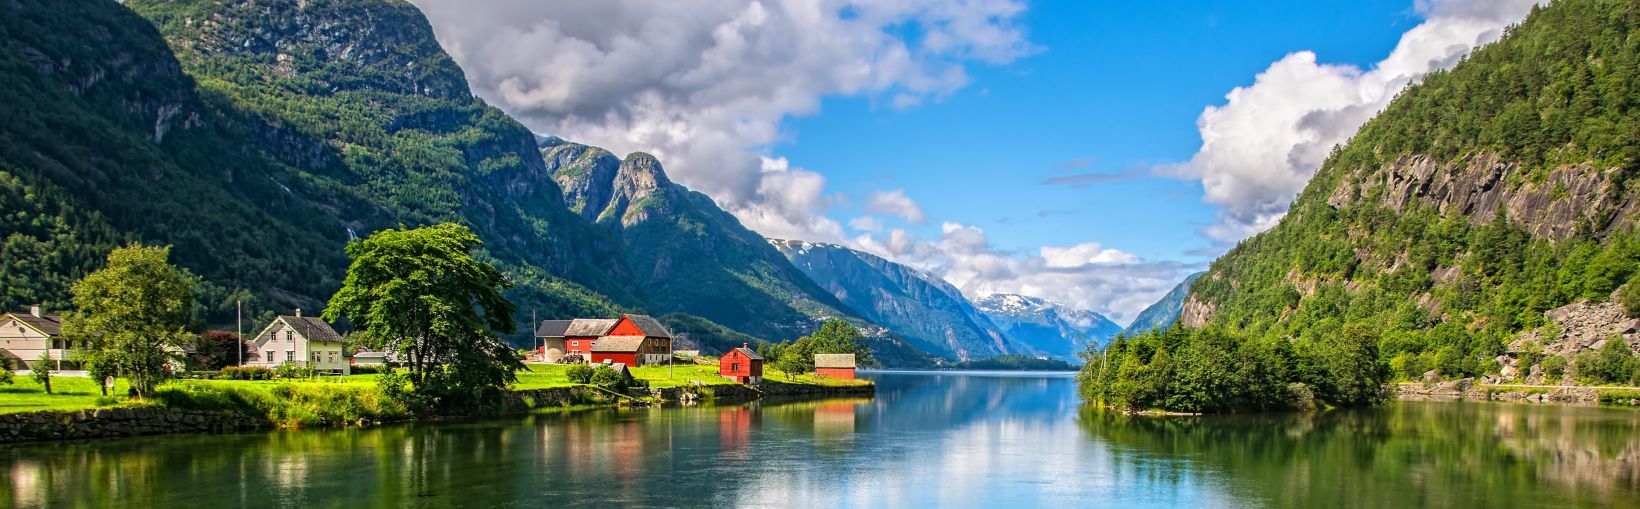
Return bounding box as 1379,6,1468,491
0,306,75,371
247,310,349,375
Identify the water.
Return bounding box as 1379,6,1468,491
3,371,1637,508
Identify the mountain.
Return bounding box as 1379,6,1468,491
1181,0,1640,380
0,0,913,359
540,140,857,341
973,294,1121,362
1122,272,1203,335
770,239,1017,361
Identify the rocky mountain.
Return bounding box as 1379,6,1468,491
540,140,857,341
770,239,1018,361
0,0,931,361
973,294,1121,363
1122,272,1203,336
1181,0,1640,381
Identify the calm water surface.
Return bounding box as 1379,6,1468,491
3,371,1638,508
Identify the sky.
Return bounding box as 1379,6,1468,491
410,0,1541,325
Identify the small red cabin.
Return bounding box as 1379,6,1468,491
720,344,764,384
815,353,857,379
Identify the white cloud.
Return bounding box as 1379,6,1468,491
728,157,848,242
1169,0,1542,250
411,0,1036,241
848,224,1198,325
848,216,883,233
865,189,928,223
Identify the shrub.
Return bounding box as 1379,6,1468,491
273,363,316,379
1390,352,1429,381
590,366,625,391
1542,355,1569,381
1620,273,1640,317
349,365,386,375
0,365,13,385
565,364,595,384
1576,338,1638,385
220,366,275,380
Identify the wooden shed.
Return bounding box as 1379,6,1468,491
815,353,857,379
720,343,764,384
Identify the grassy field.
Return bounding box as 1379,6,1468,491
0,361,868,415
0,376,135,414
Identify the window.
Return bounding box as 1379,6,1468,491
266,350,274,362
731,363,740,371
571,340,579,346
285,330,293,342
286,351,294,361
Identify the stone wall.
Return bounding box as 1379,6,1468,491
1393,380,1600,404
0,407,269,444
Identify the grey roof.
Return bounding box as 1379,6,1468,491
591,336,648,352
6,312,62,336
279,316,343,343
623,314,673,338
352,351,390,358
732,346,763,361
565,318,618,337
534,319,573,338
814,353,856,369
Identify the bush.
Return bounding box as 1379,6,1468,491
273,363,316,379
1542,355,1569,381
1620,274,1640,317
565,364,595,384
1390,352,1429,381
590,366,625,391
0,366,13,385
349,365,386,375
1576,338,1638,385
220,366,275,380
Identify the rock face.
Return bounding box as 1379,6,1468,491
1501,296,1640,383
1124,272,1204,335
973,294,1121,361
771,239,1022,362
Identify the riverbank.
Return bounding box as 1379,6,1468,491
0,366,874,444
1393,380,1640,406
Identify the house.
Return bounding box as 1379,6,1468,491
351,350,394,368
719,343,764,384
247,310,349,375
534,319,573,363
563,318,618,360
561,314,675,367
0,306,74,371
815,353,857,379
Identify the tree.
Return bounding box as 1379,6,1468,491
72,349,118,397
1575,338,1637,385
191,330,249,370
324,223,520,410
775,319,875,374
32,351,53,394
63,244,196,396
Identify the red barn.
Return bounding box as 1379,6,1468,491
587,314,674,367
815,354,857,379
719,343,764,384
563,318,617,360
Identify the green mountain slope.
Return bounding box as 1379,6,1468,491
1122,272,1203,335
1184,0,1640,381
769,239,1019,361
541,141,858,341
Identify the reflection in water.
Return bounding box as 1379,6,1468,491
2,372,1636,508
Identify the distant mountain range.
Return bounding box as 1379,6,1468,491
771,240,1020,361
1122,272,1203,336
972,294,1121,362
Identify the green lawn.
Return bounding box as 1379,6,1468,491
0,376,137,414
515,362,737,389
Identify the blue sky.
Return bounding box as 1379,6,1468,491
776,0,1418,262
418,0,1539,321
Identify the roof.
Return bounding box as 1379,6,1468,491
278,315,343,343
731,346,763,361
352,351,390,358
565,318,618,337
623,314,673,338
4,312,62,336
534,319,573,338
814,353,856,369
591,336,648,352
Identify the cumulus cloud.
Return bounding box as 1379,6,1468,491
412,0,1036,240
865,189,928,223
849,224,1199,324
1168,0,1542,250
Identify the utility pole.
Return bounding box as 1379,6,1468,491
532,309,537,362
237,299,243,366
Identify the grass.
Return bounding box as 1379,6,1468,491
0,376,136,414
764,368,873,387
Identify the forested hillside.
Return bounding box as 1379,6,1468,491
1086,0,1640,412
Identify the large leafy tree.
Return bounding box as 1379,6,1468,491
773,319,876,374
63,245,197,396
324,223,520,409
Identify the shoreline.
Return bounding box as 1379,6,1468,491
0,379,875,445
1392,380,1640,406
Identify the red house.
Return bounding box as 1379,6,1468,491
815,354,857,379
719,343,764,384
584,314,674,367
